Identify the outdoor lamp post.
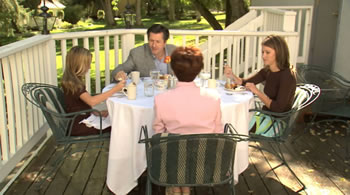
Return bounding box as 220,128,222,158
35,0,56,34
123,2,135,29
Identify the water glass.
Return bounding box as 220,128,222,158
150,70,160,80
144,79,154,97
155,79,167,91
200,71,211,87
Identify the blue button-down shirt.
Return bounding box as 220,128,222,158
153,47,169,75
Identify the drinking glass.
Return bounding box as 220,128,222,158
144,79,154,97
155,79,167,91
150,70,160,80
200,70,211,87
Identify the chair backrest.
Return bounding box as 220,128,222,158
280,83,320,140
297,65,350,114
139,127,238,187
297,65,350,92
22,83,69,142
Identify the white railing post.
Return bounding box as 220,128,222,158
104,35,111,85
121,34,135,63
286,36,300,67
283,11,297,32
47,39,57,85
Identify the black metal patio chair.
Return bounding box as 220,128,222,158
297,65,350,159
22,83,110,187
225,83,320,193
138,125,248,195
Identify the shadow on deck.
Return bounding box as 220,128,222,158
2,118,350,195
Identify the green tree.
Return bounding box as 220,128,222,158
99,0,116,26
62,0,116,26
0,0,28,36
168,0,176,21
190,0,248,30
190,0,223,30
18,0,41,10
225,0,248,27
135,0,143,26
64,4,86,24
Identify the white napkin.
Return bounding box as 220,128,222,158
79,114,111,130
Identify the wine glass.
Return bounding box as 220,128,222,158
200,70,211,87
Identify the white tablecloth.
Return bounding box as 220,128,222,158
104,80,254,195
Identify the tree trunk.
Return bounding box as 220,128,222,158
191,0,222,30
196,10,201,22
135,0,143,26
7,0,23,34
146,0,152,16
168,0,176,21
225,0,248,27
100,0,116,27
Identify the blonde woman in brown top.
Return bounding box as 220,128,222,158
62,46,125,136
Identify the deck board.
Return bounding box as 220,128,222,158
248,142,289,195
83,142,109,195
3,120,350,195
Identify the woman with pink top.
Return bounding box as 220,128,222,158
152,46,223,195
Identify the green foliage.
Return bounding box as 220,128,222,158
63,4,86,24
77,18,94,27
111,0,120,12
0,0,30,37
18,0,41,10
85,18,94,24
60,21,73,29
0,9,15,36
97,10,105,20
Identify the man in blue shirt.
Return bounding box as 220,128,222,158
112,24,176,82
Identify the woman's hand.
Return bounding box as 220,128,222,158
100,110,108,117
224,65,234,78
114,71,127,81
244,82,259,94
114,80,126,91
245,82,272,108
92,110,108,117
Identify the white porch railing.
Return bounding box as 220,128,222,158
199,7,299,80
0,6,304,191
0,35,57,189
250,6,313,64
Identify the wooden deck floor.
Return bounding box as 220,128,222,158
3,120,350,195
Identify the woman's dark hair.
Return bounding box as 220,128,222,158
171,46,204,82
147,24,170,41
262,35,290,70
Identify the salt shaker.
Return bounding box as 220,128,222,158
167,75,177,89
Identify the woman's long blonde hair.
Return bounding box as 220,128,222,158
61,46,92,94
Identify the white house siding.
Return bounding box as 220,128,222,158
333,0,350,80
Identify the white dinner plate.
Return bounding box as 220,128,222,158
111,91,126,97
224,86,247,92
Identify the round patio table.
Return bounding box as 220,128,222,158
103,79,254,195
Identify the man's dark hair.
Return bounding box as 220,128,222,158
147,24,170,41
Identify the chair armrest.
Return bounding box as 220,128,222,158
249,108,292,119
44,107,105,136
